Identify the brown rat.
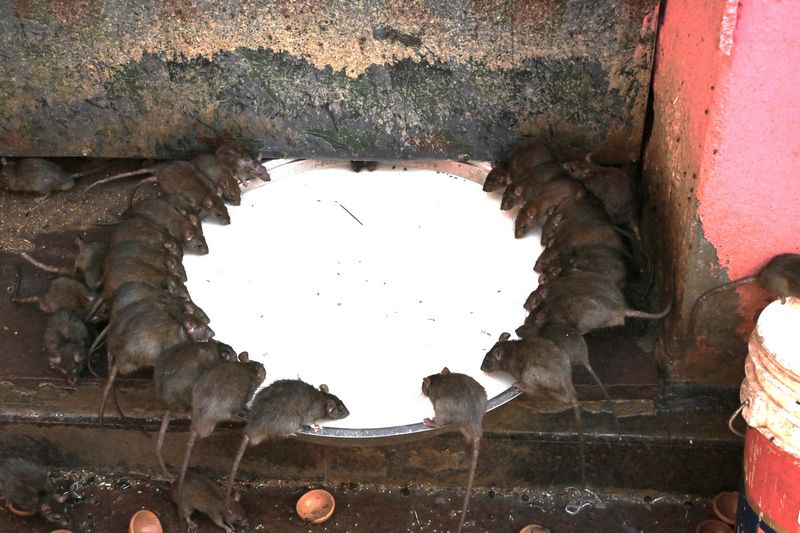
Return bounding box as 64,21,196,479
176,353,266,498
224,379,349,509
421,367,486,533
537,324,619,435
505,139,555,181
524,272,622,312
99,304,215,424
500,162,568,211
1,157,100,195
350,160,378,173
520,287,671,336
482,162,510,192
154,340,236,476
514,178,587,238
101,241,188,301
562,158,640,239
192,153,241,205
20,237,107,291
481,333,586,487
83,161,230,225
108,218,184,259
43,310,89,385
535,245,630,289
214,143,270,184
14,274,101,319
0,457,70,528
689,253,800,337
125,198,208,254
172,472,247,533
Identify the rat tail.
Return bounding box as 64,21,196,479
624,300,672,320
572,400,586,489
689,277,756,339
456,437,481,533
584,363,619,439
225,434,250,513
20,252,72,276
82,169,153,194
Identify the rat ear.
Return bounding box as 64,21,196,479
188,214,199,226
74,352,83,363
203,197,213,208
534,313,546,326
183,229,194,241
319,384,329,393
326,399,336,414
514,185,524,196
55,492,69,503
238,351,250,363
499,332,511,342
182,318,198,334
493,349,504,361
440,367,450,375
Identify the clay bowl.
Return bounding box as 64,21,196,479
712,491,739,525
5,500,34,517
296,489,335,525
520,525,552,533
50,530,74,533
695,519,734,533
129,509,163,533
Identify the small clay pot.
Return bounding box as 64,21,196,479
129,509,163,533
712,491,738,525
519,525,552,533
296,489,335,525
695,519,733,533
5,500,34,517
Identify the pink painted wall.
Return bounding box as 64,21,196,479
644,0,800,383
696,0,800,325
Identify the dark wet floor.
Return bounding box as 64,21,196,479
0,470,717,533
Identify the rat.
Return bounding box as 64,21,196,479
535,244,630,289
192,153,241,205
537,325,619,434
520,288,672,336
504,139,555,181
20,237,107,290
172,472,248,533
539,196,610,244
14,274,101,319
154,340,236,476
0,457,70,528
421,367,486,533
176,353,266,498
514,178,587,239
214,143,270,184
689,253,800,337
107,218,185,258
484,139,555,193
545,219,628,258
101,241,188,301
0,157,101,195
86,282,210,364
223,379,350,509
562,158,640,239
350,160,378,173
82,161,230,225
500,162,569,211
125,198,208,254
524,272,622,312
481,333,586,487
99,304,215,424
43,310,89,385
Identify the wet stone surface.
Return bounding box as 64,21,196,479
0,470,714,532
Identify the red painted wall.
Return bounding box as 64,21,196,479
695,0,800,324
645,0,800,383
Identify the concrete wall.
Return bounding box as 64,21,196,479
0,0,658,161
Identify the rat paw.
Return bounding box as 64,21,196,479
423,417,438,428
310,424,322,433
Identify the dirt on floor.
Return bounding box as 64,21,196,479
0,470,717,533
